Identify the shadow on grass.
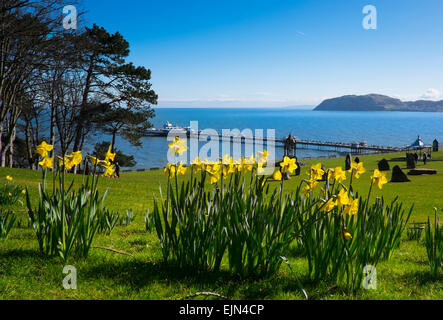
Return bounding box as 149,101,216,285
81,258,348,300
398,270,443,287
0,248,359,299
0,248,44,260
0,249,62,272
388,157,406,162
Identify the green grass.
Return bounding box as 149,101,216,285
0,152,442,300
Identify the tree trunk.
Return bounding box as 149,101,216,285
8,126,15,168
111,131,117,153
1,144,7,167
25,121,35,169
0,122,3,165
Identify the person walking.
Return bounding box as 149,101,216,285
115,162,120,178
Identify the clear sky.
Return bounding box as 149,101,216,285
81,0,443,107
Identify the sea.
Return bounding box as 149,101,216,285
90,108,443,170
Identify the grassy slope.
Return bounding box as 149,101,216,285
0,152,442,300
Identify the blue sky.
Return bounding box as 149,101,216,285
81,0,443,107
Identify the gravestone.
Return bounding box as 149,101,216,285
320,164,328,181
406,153,416,169
378,159,390,171
345,154,352,170
295,162,301,176
433,139,439,152
391,165,410,183
414,153,419,163
354,157,360,164
423,153,428,165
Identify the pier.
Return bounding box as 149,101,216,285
145,129,403,155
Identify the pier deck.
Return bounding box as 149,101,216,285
145,130,403,154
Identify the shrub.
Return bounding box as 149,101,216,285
407,222,426,242
25,173,108,261
424,209,443,278
152,153,313,276
97,209,120,235
0,210,15,240
300,196,411,291
26,141,118,261
152,143,411,290
0,178,24,206
120,209,136,226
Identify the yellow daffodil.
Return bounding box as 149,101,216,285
104,164,115,177
257,163,265,175
303,180,319,198
177,163,187,176
321,198,336,212
349,162,366,179
69,151,83,166
308,163,325,181
227,161,238,175
280,156,298,174
35,141,53,157
8,192,12,197
342,198,359,216
257,150,269,164
22,189,26,195
39,157,53,170
371,169,388,190
237,157,247,172
101,158,112,168
221,154,231,165
164,163,176,178
105,146,116,162
191,157,203,173
328,167,347,183
168,137,188,156
342,231,353,241
58,156,75,170
207,163,220,174
6,176,13,182
244,155,256,172
206,167,221,184
336,189,350,208
272,169,282,181
89,156,101,166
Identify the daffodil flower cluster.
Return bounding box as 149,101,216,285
35,141,54,170
35,141,118,178
164,138,273,185
303,163,364,219
269,156,298,182
88,146,117,177
168,136,189,156
58,151,83,170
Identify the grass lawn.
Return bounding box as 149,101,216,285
0,152,442,300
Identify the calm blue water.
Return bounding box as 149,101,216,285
97,108,443,169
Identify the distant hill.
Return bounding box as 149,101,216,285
314,94,443,112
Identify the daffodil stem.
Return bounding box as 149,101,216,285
348,174,354,196
365,182,373,216
280,178,284,206
166,176,170,216
175,164,178,195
